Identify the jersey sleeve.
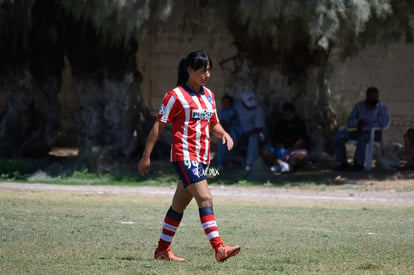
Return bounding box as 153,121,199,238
210,93,219,125
157,90,180,123
211,109,219,125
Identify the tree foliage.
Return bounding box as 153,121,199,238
0,0,35,61
59,0,174,44
1,0,414,155
0,0,176,60
235,0,414,58
2,0,413,59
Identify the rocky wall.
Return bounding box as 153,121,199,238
330,42,414,145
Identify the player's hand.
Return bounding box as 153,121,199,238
138,157,150,176
222,133,234,151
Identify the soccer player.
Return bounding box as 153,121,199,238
138,51,241,262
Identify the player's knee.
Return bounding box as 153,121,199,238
198,195,213,208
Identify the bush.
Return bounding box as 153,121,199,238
0,158,35,179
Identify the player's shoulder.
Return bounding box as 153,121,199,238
168,86,183,95
202,86,214,95
163,86,184,99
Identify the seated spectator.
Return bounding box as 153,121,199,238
234,91,266,171
334,87,390,170
215,94,242,170
261,102,309,173
404,128,414,169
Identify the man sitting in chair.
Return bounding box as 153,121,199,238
334,87,390,170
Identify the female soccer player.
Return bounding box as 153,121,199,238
138,51,241,262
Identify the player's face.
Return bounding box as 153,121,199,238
188,62,211,88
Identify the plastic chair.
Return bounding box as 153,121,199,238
347,114,391,171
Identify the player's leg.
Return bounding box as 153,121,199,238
154,162,195,262
154,181,192,262
171,179,194,212
187,179,240,262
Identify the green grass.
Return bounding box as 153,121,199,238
4,168,177,187
0,159,180,187
1,190,413,274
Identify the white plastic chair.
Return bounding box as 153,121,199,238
347,114,391,171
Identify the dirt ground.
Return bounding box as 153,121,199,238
1,177,413,207
2,150,414,207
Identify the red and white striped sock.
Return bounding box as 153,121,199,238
199,206,223,250
156,206,183,251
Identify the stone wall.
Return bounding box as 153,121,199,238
330,43,414,145
137,31,237,114
137,30,414,148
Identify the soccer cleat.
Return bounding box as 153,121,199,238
215,244,241,262
154,248,185,262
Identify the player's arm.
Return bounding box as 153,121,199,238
138,120,167,175
211,122,233,151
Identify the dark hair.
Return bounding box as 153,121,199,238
222,94,234,104
282,102,296,113
366,87,379,96
177,51,212,86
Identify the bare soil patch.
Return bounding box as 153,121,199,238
2,155,413,207
1,180,413,207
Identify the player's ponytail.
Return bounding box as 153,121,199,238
177,58,188,86
176,51,213,86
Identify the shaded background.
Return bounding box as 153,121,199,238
0,0,413,172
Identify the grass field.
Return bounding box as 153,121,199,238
1,187,414,274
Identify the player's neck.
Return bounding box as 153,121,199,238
186,81,201,92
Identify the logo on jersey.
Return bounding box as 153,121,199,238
159,104,166,115
192,109,215,120
192,167,200,178
206,96,215,106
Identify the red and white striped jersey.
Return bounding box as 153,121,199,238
157,85,218,165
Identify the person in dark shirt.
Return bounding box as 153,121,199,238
261,102,309,172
